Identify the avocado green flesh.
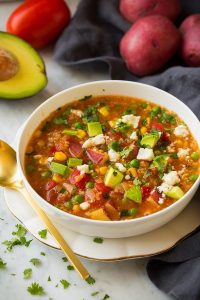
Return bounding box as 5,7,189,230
165,186,184,200
0,32,47,99
141,132,160,148
104,167,124,188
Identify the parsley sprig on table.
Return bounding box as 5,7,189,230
23,268,32,279
0,258,6,269
2,224,32,251
60,279,70,289
38,229,47,239
30,258,41,266
27,282,45,295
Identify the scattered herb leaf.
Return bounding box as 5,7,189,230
23,268,32,279
38,229,47,239
0,258,6,269
62,257,68,262
102,294,110,300
30,258,41,266
93,237,103,244
86,276,95,285
27,282,45,295
40,252,46,256
91,291,99,296
48,276,51,282
67,265,74,271
60,279,70,289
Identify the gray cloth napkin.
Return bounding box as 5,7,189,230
54,1,200,299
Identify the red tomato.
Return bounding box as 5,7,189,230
95,182,112,193
141,186,152,198
151,122,165,132
45,180,57,191
151,190,162,203
6,0,71,48
69,170,90,190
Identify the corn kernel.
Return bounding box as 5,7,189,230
52,173,63,183
34,130,42,138
176,139,183,147
39,157,48,165
109,120,116,128
99,166,108,175
98,106,109,117
146,117,151,126
141,127,147,134
37,140,45,147
77,129,86,139
73,204,81,214
127,168,138,177
54,151,67,161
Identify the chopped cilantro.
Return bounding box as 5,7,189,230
122,107,136,116
120,146,133,158
23,268,32,279
141,102,148,108
62,257,68,262
159,111,176,124
0,217,4,221
91,291,99,296
102,294,110,300
38,229,47,239
86,275,95,285
67,265,74,271
53,117,67,125
0,258,6,269
10,273,16,276
48,276,51,282
40,252,46,256
27,282,45,295
109,141,121,152
133,178,142,185
83,105,98,122
60,279,70,289
30,258,41,266
2,236,32,251
116,121,131,132
93,237,103,244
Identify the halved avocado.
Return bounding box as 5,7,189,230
0,32,47,99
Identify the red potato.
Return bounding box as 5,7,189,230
119,0,181,23
180,14,200,34
120,15,181,76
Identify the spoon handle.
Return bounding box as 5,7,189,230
18,185,90,280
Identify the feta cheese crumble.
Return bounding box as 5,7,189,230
80,202,90,210
130,131,138,140
177,148,189,157
115,163,126,173
121,114,141,128
157,183,172,193
108,149,120,162
174,125,189,137
158,198,165,205
82,134,105,148
71,109,83,117
162,171,180,186
125,174,131,180
137,148,154,161
77,164,90,174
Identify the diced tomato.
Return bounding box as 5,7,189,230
86,149,104,164
95,182,112,193
45,180,57,191
151,167,158,176
46,187,58,204
161,131,170,142
69,142,83,158
151,122,165,132
141,186,152,198
50,145,60,154
69,169,90,189
85,188,104,209
151,190,162,203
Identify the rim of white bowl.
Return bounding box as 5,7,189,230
17,80,200,226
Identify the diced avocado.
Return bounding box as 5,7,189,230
87,122,102,137
63,129,77,136
165,186,184,200
68,158,83,167
104,167,124,188
0,32,47,99
50,162,71,176
150,154,169,171
141,132,160,148
125,185,142,203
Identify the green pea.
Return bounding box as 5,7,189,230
74,122,84,129
64,201,73,210
189,174,198,182
191,152,200,161
130,159,140,168
86,182,94,189
72,195,84,204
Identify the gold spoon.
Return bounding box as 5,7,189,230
0,140,90,280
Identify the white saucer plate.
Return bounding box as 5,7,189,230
3,126,200,261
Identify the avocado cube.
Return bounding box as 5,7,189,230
141,132,160,148
50,162,71,176
125,185,142,203
165,186,184,200
104,167,124,188
151,154,169,171
87,122,102,137
68,158,83,167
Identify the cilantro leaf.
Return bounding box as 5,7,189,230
60,279,70,289
120,146,133,158
12,224,27,238
0,258,6,269
93,237,103,244
62,257,68,262
23,268,32,279
102,294,110,300
83,105,98,122
85,275,95,285
38,229,47,239
2,224,32,251
67,265,74,271
40,252,46,256
27,282,45,295
30,258,41,266
91,291,99,296
48,276,51,282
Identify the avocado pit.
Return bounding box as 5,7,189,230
0,48,19,81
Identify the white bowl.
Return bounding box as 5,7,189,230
17,81,200,238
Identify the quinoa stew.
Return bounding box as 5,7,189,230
25,95,200,221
